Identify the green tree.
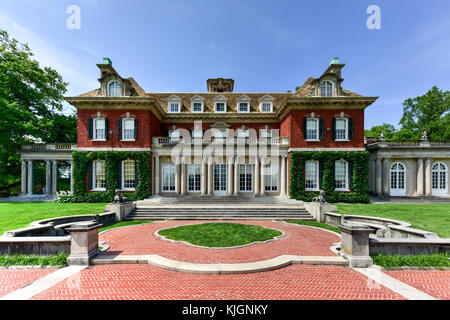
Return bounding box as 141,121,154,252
0,29,69,193
399,86,450,140
364,123,397,139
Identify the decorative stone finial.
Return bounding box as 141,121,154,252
379,131,386,141
421,131,428,141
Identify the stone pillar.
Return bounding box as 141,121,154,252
154,154,160,195
260,157,266,196
66,221,103,266
416,158,424,196
227,156,233,196
425,158,432,196
175,161,181,195
207,158,213,196
45,160,51,195
234,157,239,195
339,223,373,268
52,160,57,195
376,158,382,196
280,155,287,196
21,160,27,195
180,160,186,196
201,160,207,196
254,156,260,196
382,158,390,196
27,160,33,195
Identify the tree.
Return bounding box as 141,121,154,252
0,29,69,193
364,123,397,139
399,86,450,140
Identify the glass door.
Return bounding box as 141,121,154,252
213,164,227,196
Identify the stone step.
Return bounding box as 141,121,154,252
126,216,316,221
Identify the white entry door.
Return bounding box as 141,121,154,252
390,162,406,196
213,164,227,196
432,162,448,196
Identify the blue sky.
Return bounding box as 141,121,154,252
1,0,449,128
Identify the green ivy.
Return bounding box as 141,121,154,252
59,151,151,203
289,151,369,203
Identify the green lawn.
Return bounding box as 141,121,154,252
0,202,107,235
336,203,450,238
286,220,341,234
158,222,282,247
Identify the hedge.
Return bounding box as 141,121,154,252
289,151,369,203
57,151,151,203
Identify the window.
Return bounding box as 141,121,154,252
239,102,249,112
162,163,175,191
306,118,319,140
169,103,180,113
92,160,106,190
305,161,319,191
236,129,249,138
335,160,348,190
239,164,253,192
335,118,348,140
122,160,136,190
320,81,333,97
264,163,279,192
432,162,448,195
187,164,201,192
261,102,272,112
215,102,226,113
192,102,203,112
108,81,121,97
122,118,135,141
93,118,106,140
390,162,406,196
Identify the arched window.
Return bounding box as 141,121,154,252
432,162,448,196
107,81,121,97
320,81,333,97
390,162,406,196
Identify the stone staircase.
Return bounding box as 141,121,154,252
126,196,315,220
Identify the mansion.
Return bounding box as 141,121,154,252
18,58,450,200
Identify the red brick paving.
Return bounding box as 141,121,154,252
0,268,56,298
385,270,450,300
32,264,406,300
99,220,340,263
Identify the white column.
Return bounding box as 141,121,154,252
260,157,265,196
227,156,233,196
417,158,424,196
376,158,382,196
45,160,51,195
201,160,207,196
154,154,160,195
21,160,27,194
425,158,432,196
382,158,390,196
27,160,33,195
280,155,287,196
52,160,57,195
181,159,186,196
234,157,239,196
175,160,181,195
254,156,259,196
207,158,213,196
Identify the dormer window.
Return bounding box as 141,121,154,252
320,80,333,97
215,103,225,112
237,95,251,113
168,95,182,113
239,103,249,112
214,95,227,113
108,81,121,97
259,95,274,112
190,95,204,113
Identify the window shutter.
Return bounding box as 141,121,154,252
134,118,138,140
88,162,92,190
349,161,354,190
118,118,122,140
332,118,336,140
118,161,122,189
319,162,323,189
319,118,324,140
88,118,93,140
104,118,108,140
135,161,139,187
348,118,354,140
303,118,307,138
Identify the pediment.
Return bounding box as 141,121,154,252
190,94,205,101
259,94,275,102
210,121,230,129
214,94,228,101
167,94,182,101
237,94,251,101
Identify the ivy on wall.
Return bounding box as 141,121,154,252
289,151,369,203
59,151,151,203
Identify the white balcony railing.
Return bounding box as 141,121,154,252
152,136,289,145
22,143,77,151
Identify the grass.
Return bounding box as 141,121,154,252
0,253,68,268
336,203,450,238
0,202,107,235
285,220,341,234
371,253,450,269
99,220,156,233
158,222,282,248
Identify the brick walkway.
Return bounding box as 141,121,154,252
32,264,405,300
0,268,56,298
99,220,340,263
385,270,450,300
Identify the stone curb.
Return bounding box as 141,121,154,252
380,266,450,271
91,254,348,274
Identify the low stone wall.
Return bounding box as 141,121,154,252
104,203,136,221
304,202,337,223
0,236,70,255
369,238,450,255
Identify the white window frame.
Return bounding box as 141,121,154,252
260,102,273,113
264,163,279,192
92,160,106,191
320,80,334,97
305,118,319,141
214,101,227,113
121,118,135,141
390,162,406,196
305,160,319,191
107,80,121,97
161,163,176,192
334,160,349,191
335,118,349,141
121,160,136,191
191,101,204,113
432,162,448,196
168,102,180,113
187,164,202,192
93,118,106,141
238,102,250,113
239,164,254,192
